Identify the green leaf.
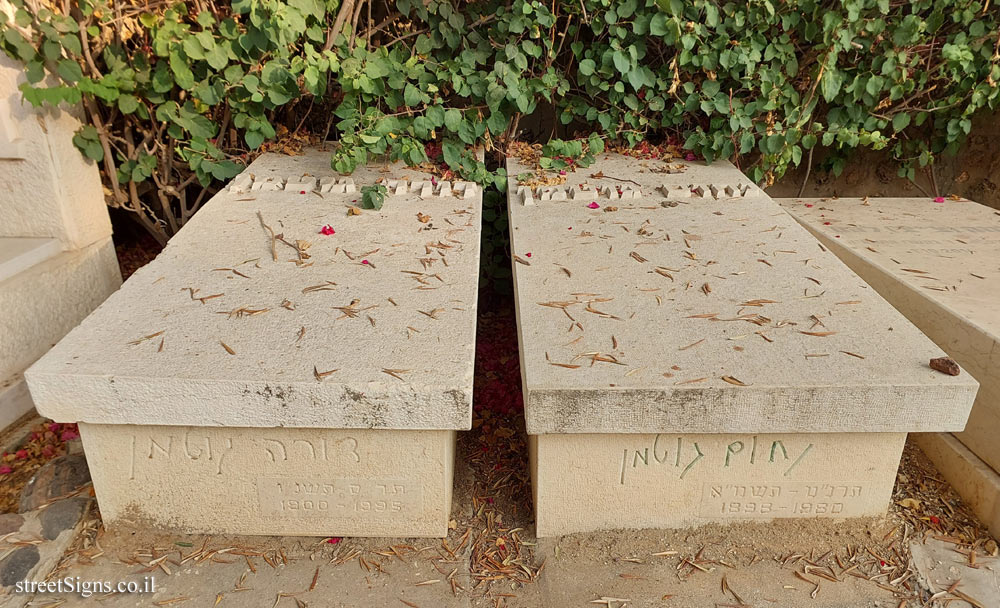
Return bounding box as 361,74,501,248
245,130,265,150
444,108,462,131
579,58,596,76
361,184,387,210
892,113,910,133
403,83,423,107
56,59,83,82
72,125,103,161
169,52,195,90
612,50,630,74
820,67,843,102
118,95,140,114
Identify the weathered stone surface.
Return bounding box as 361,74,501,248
506,157,978,435
778,197,999,470
2,238,121,393
531,432,905,537
26,149,482,431
19,452,91,512
80,423,455,537
0,546,39,587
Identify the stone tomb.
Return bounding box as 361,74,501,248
25,149,482,537
778,196,1000,537
506,156,978,536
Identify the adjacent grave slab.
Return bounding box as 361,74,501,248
507,158,976,435
912,432,1000,540
507,156,978,536
26,148,483,536
778,197,1000,471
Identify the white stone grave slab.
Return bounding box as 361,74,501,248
26,148,482,536
780,198,1000,534
778,196,1000,536
507,155,977,536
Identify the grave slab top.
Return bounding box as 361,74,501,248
778,197,1000,341
26,149,482,430
507,155,978,435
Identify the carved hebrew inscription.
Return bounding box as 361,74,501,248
257,478,421,518
128,432,360,479
618,434,814,485
129,431,235,479
699,482,868,518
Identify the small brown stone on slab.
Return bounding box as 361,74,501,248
930,357,961,376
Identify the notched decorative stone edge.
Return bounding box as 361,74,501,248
516,184,643,206
228,175,356,194
228,175,479,200
515,181,757,205
385,179,478,200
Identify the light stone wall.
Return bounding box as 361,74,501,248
80,424,456,537
0,239,121,384
0,13,120,430
531,432,906,537
0,54,111,251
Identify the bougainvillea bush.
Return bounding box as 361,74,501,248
1,0,997,243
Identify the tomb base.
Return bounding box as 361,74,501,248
80,423,455,537
530,432,905,537
912,433,1000,540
